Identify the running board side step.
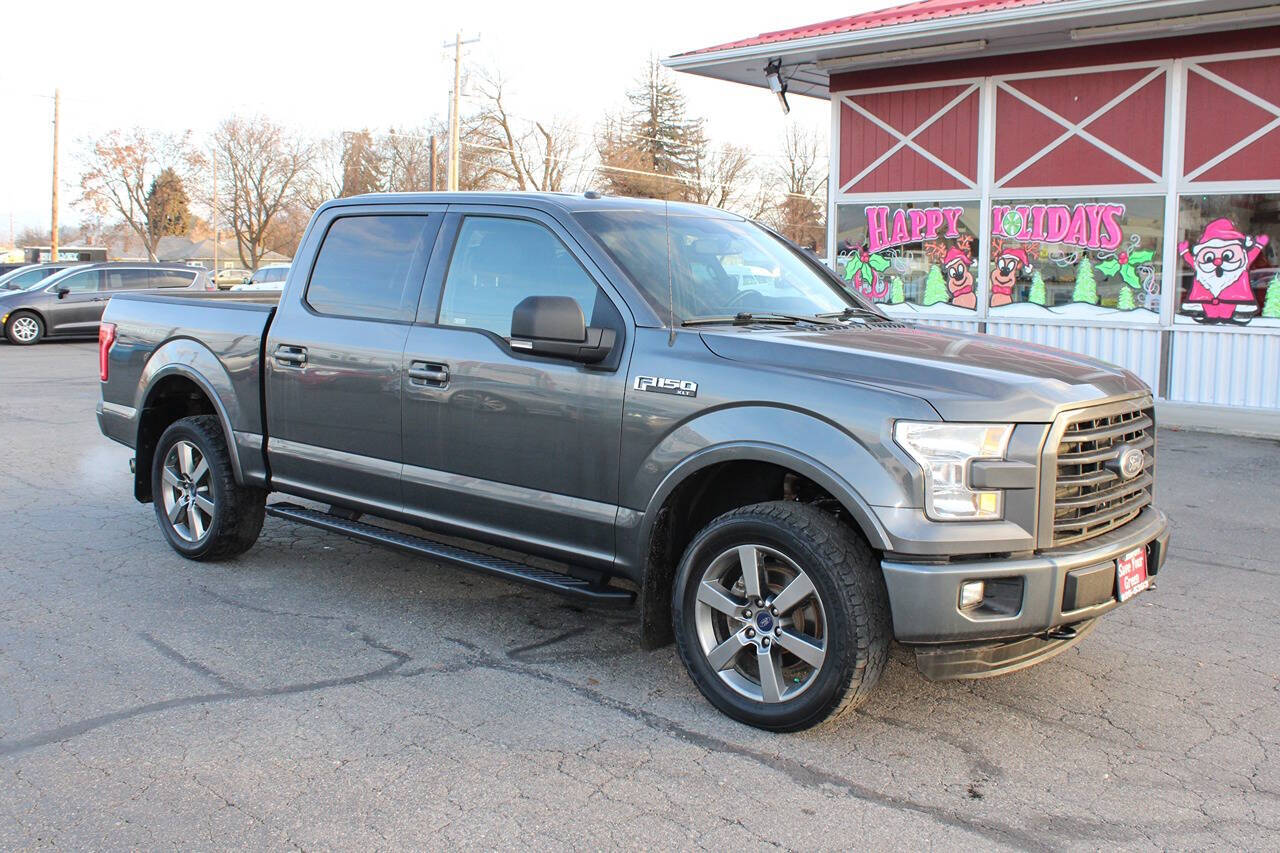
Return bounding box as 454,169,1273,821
265,503,634,606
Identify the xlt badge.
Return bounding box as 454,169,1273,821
634,375,698,398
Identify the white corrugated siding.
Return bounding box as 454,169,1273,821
1168,330,1280,409
914,319,981,333
984,322,1164,391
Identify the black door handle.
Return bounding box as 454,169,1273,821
274,345,307,367
408,361,449,386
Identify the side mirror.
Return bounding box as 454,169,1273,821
509,295,615,365
56,287,69,298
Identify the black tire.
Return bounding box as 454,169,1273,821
5,311,44,345
151,414,266,560
673,501,891,732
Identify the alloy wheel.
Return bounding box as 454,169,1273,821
160,440,215,542
9,316,40,343
693,544,828,703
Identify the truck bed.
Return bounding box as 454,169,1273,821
100,292,277,443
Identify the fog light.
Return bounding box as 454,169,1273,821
960,580,985,609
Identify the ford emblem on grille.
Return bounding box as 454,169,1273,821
1107,444,1145,481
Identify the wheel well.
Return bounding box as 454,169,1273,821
638,460,866,649
5,308,44,326
134,376,218,502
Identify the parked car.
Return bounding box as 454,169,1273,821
0,262,85,292
97,192,1168,731
231,263,290,291
211,268,252,289
2,262,213,345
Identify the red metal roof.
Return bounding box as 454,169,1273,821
675,0,1061,56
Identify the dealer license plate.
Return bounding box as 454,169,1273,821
1116,546,1150,602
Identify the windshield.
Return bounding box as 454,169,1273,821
576,210,873,325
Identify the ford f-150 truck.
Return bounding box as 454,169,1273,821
97,192,1169,731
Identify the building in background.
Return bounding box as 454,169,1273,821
668,0,1280,419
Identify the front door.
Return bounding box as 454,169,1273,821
401,210,629,569
44,267,106,335
265,207,444,514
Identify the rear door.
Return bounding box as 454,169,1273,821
264,204,445,514
45,268,106,335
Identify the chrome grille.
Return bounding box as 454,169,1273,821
1050,401,1155,547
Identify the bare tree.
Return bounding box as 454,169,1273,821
689,143,754,210
761,125,828,250
78,128,199,260
213,116,312,269
472,70,584,192
381,127,435,192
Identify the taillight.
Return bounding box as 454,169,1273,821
98,322,116,382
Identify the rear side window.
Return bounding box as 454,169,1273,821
105,269,152,290
439,216,604,337
306,215,435,321
149,270,196,288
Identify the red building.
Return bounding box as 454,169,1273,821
668,0,1280,420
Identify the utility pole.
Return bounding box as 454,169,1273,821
212,146,219,272
444,32,479,192
50,88,60,262
430,133,440,190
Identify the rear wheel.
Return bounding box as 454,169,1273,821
673,501,891,731
5,311,43,345
151,415,266,560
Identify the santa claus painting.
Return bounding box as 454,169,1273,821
943,246,977,309
1179,218,1269,324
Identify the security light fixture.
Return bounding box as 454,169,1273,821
765,59,790,115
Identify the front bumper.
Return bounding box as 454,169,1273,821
881,507,1169,647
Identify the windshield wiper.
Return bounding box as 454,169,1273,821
817,305,890,322
682,312,840,327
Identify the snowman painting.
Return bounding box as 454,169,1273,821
1179,218,1269,324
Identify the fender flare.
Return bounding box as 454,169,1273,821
135,356,247,488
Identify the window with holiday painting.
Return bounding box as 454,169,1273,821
1176,195,1280,328
988,197,1163,322
835,202,981,315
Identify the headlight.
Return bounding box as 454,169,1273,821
894,421,1014,521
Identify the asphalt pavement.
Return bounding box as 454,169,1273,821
0,341,1277,850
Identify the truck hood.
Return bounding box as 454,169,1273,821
699,322,1149,422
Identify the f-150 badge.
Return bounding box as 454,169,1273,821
634,375,698,398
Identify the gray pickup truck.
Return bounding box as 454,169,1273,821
97,192,1169,731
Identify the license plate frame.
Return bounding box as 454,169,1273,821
1116,546,1150,602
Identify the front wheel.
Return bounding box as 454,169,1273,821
151,415,266,560
673,502,891,732
5,311,44,345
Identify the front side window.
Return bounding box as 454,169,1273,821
988,197,1163,322
835,201,982,315
439,217,605,337
1176,193,1280,327
306,215,435,321
51,269,100,293
577,210,857,324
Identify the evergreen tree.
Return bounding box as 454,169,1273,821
889,276,905,304
1072,256,1099,304
922,265,948,306
1263,274,1280,319
1028,269,1047,306
597,58,706,200
340,129,384,197
1116,283,1137,311
144,167,191,247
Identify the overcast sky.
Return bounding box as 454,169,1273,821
0,0,891,238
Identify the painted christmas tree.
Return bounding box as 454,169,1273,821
922,265,948,306
1263,273,1280,319
1028,270,1047,306
889,276,905,304
1072,256,1099,305
1116,283,1137,311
